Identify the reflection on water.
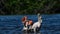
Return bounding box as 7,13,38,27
22,31,41,34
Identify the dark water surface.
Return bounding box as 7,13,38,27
0,14,60,34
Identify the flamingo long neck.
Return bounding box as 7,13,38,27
37,13,42,23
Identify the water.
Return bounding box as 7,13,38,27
0,14,60,34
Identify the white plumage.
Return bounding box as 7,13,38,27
32,13,42,32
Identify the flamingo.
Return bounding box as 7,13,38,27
31,13,42,32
